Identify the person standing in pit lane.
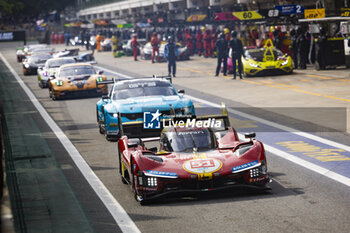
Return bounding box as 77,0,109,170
196,28,203,56
151,32,159,63
203,29,212,58
131,34,139,61
215,33,228,77
164,36,179,77
211,28,218,57
229,31,244,79
185,28,194,56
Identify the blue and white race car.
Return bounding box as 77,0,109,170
96,77,195,141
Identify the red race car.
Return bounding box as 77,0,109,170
117,110,270,204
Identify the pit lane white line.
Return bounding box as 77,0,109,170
98,65,350,187
0,53,141,233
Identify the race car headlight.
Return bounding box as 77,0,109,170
233,144,253,157
24,64,30,68
181,106,192,115
112,113,119,118
249,63,261,68
56,80,63,86
147,177,158,187
250,160,267,178
281,60,289,66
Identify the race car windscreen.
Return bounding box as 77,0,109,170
246,48,283,62
59,65,96,77
163,129,215,152
47,58,75,68
112,81,176,100
28,55,52,64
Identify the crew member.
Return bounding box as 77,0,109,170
150,32,159,63
112,34,117,57
211,28,218,57
215,33,228,76
296,28,308,69
290,29,298,69
203,29,212,58
196,28,203,56
131,34,139,61
164,36,179,77
316,27,327,70
185,29,194,55
96,33,102,52
229,31,244,79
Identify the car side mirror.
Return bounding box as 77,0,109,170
98,70,104,75
102,95,110,101
178,89,185,94
148,147,158,153
127,142,138,148
244,132,256,140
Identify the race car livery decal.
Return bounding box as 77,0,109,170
183,158,222,174
232,160,260,173
144,170,178,178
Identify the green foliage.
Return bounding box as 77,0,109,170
0,0,73,17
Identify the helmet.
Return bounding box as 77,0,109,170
231,31,237,38
168,36,173,41
201,26,206,31
224,28,230,34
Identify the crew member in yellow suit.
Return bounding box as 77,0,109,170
96,33,102,52
112,34,117,57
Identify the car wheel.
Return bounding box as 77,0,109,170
118,145,128,184
131,160,145,204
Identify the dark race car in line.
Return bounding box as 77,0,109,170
22,53,53,75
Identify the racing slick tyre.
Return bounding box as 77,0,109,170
96,108,105,134
130,160,148,205
118,145,128,184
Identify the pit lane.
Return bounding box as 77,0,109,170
1,42,350,233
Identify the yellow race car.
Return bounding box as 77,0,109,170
242,39,293,76
48,63,108,100
227,39,293,76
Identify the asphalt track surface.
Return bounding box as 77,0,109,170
1,43,350,233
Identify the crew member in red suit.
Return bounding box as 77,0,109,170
211,28,218,57
150,32,159,63
185,28,194,55
196,28,203,56
131,34,139,61
51,33,56,44
203,29,212,57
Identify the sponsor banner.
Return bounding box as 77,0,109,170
214,12,238,21
186,15,207,22
232,160,259,173
145,170,178,178
275,4,304,15
0,31,25,42
304,8,325,19
233,11,263,20
259,9,280,18
341,8,350,17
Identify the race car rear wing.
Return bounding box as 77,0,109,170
139,75,172,83
118,104,230,139
152,75,172,83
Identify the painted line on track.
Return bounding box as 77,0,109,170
98,64,350,187
0,53,141,233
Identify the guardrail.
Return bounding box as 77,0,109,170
0,102,26,233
